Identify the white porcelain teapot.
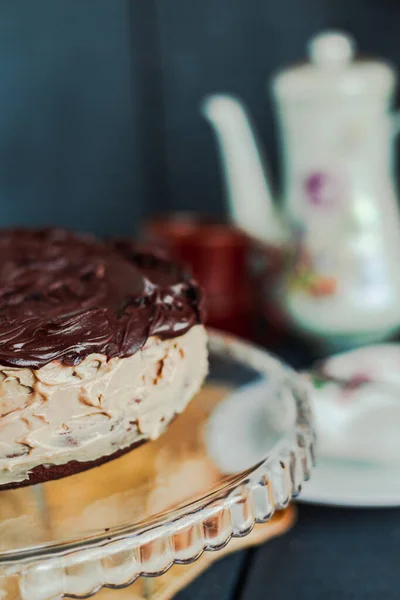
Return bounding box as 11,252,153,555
202,31,400,348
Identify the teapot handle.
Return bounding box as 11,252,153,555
392,110,400,136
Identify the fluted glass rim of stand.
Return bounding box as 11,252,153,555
0,330,315,599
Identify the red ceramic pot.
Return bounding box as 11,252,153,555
142,214,256,339
142,213,286,343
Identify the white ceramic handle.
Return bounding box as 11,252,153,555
392,110,400,136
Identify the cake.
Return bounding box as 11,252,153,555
0,228,208,488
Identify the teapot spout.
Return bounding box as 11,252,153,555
201,94,287,246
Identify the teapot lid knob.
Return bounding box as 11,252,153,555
309,31,355,68
272,29,396,101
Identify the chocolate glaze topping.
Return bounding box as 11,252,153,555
0,228,205,368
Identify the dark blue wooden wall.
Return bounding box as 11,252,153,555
0,0,138,235
1,0,400,235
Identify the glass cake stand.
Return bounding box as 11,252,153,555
0,331,314,600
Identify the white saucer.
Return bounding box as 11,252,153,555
298,343,400,508
299,457,400,508
207,341,400,508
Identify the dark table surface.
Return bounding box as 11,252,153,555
176,504,400,600
176,333,400,600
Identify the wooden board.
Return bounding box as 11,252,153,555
96,505,296,600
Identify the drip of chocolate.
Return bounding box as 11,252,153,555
0,228,205,368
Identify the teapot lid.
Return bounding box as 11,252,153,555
273,31,396,102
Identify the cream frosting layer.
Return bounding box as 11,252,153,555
0,326,208,486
